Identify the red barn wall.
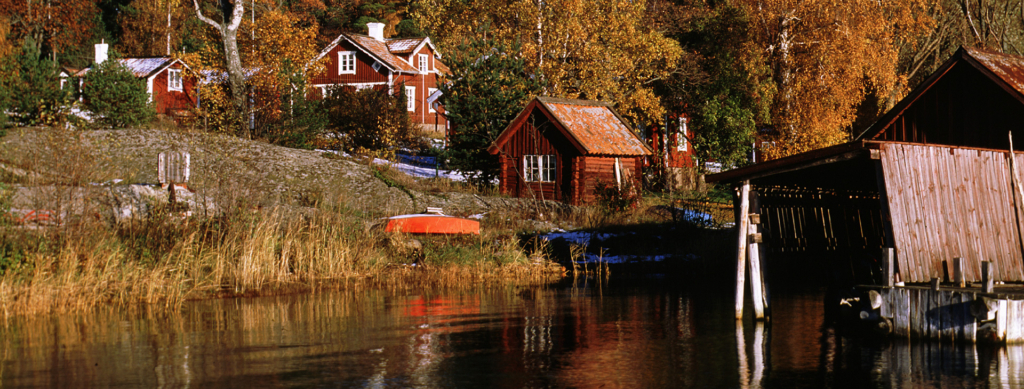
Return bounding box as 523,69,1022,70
495,106,646,205
577,156,642,205
311,41,389,85
494,116,576,202
869,62,1024,149
151,63,196,116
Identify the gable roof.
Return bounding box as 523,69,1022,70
74,57,186,79
316,33,452,74
857,46,1024,140
490,97,652,156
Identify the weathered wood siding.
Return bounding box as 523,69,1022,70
878,286,1024,344
493,118,574,202
883,287,977,342
880,143,1024,283
869,62,1024,149
578,156,641,205
311,41,390,86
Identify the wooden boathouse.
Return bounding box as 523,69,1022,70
488,97,652,205
707,47,1024,342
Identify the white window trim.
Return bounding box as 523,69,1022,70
418,54,429,73
523,155,556,182
338,51,356,75
372,61,382,72
677,117,688,152
428,88,437,113
168,68,183,91
405,86,416,111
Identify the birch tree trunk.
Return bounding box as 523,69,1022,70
193,0,248,137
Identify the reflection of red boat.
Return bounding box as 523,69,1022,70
384,210,480,235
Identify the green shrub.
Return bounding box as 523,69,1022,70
82,53,155,128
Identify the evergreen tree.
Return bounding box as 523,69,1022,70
654,2,769,168
82,53,155,128
0,36,70,126
439,33,541,187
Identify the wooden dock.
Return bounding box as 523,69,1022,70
857,285,1024,343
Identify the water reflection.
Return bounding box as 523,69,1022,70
0,282,1023,388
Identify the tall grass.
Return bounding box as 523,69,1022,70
0,204,563,317
0,127,563,318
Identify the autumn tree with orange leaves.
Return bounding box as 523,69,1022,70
117,0,188,57
0,0,98,62
738,0,934,159
416,0,682,127
183,4,326,146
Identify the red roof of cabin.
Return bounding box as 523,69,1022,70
490,97,652,156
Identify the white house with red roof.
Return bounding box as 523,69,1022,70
311,23,448,133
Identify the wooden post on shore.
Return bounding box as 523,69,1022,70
748,213,765,320
735,181,751,320
882,248,895,287
953,257,965,288
983,261,995,293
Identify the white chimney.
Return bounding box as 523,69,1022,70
95,40,109,65
367,22,385,41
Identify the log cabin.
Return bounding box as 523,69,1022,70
487,97,652,205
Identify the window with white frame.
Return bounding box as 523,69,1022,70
524,155,556,182
371,61,382,72
168,69,183,91
428,88,437,112
405,86,415,111
418,54,429,73
338,51,356,74
677,117,688,152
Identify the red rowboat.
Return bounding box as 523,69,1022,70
384,213,481,235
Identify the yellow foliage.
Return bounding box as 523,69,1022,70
118,0,188,57
744,0,934,159
179,3,326,135
415,0,682,127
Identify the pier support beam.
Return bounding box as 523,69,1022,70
735,181,751,320
882,248,894,287
748,216,764,320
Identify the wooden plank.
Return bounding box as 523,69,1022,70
894,287,910,338
748,215,765,320
1008,300,1024,344
735,182,750,320
998,299,1008,342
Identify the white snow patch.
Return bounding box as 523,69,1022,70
372,158,470,182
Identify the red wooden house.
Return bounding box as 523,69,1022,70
487,97,652,205
74,43,197,117
311,23,449,133
646,114,700,190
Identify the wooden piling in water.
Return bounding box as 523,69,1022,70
735,181,751,320
748,214,765,320
883,248,895,287
861,284,1024,344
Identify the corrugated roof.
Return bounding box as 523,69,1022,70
74,57,175,78
345,34,418,73
965,47,1024,97
537,97,650,156
387,38,425,54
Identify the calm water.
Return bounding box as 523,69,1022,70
1,277,1022,388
